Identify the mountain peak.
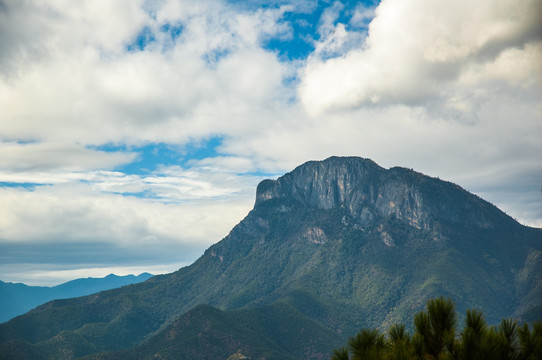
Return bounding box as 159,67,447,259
255,156,383,208
255,156,512,233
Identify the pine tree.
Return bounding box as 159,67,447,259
330,298,541,360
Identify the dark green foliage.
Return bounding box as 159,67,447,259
84,302,342,360
414,297,457,358
387,324,415,360
331,347,350,360
517,321,542,360
0,339,46,360
333,298,542,360
348,328,385,360
460,310,485,360
497,319,519,360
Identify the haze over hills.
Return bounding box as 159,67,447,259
0,157,540,359
0,273,154,323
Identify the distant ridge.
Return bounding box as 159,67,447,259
0,156,540,359
0,273,153,322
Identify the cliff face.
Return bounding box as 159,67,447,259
256,157,382,211
255,156,509,235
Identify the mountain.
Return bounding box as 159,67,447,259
0,156,540,359
87,302,342,360
0,273,154,323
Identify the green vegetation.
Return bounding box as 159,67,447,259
83,302,343,360
332,297,542,360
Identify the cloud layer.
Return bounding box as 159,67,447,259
0,0,540,285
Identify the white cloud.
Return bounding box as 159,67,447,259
459,42,542,87
0,141,136,173
317,1,344,38
0,181,254,249
190,156,257,173
349,4,375,28
298,0,542,115
310,1,369,60
0,0,292,145
0,150,267,250
0,0,148,73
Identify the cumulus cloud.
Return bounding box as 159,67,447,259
298,0,542,115
0,0,149,75
0,0,292,145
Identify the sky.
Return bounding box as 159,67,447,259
0,0,541,286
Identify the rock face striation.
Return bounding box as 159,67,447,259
1,157,541,360
256,157,506,232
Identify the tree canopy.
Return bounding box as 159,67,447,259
332,297,542,360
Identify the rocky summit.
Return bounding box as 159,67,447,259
1,156,540,360
257,157,507,231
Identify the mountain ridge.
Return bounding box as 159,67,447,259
86,302,343,360
256,156,515,232
0,273,154,323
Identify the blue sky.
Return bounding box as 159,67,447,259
0,0,541,285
